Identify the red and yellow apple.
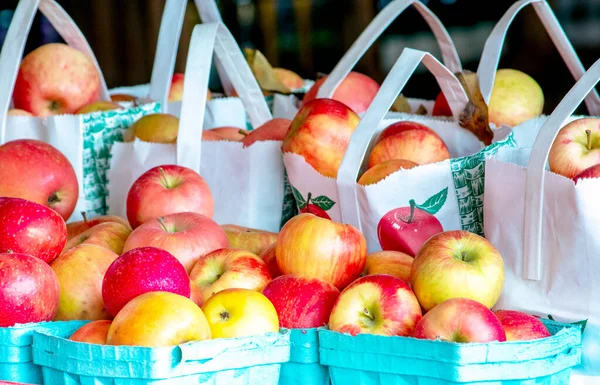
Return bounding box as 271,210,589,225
130,113,179,144
282,99,360,178
488,69,544,127
221,224,278,256
76,101,122,114
328,274,422,336
494,310,551,341
168,73,212,102
63,221,132,255
274,68,304,90
126,164,214,228
107,291,211,347
0,139,79,219
302,71,379,114
410,230,505,311
276,213,367,289
413,298,506,342
210,127,248,141
7,109,33,116
124,212,228,273
259,243,281,278
201,288,279,339
66,214,130,240
549,118,600,179
13,43,101,116
0,252,60,327
110,94,137,102
364,251,413,282
573,163,600,182
69,320,112,344
202,130,225,141
190,248,271,301
358,159,418,186
241,118,291,147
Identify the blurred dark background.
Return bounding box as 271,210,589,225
1,0,599,114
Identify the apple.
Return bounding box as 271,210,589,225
549,118,600,179
76,101,122,114
276,213,367,289
202,130,224,141
0,252,60,327
259,243,281,278
63,221,132,255
364,251,413,282
377,204,443,257
66,213,130,240
107,291,211,347
0,197,67,264
7,109,33,116
295,191,332,219
263,275,340,329
302,71,379,114
241,118,291,147
413,298,506,342
573,163,600,182
432,92,452,117
126,164,214,228
102,246,191,317
110,93,137,102
410,230,505,312
0,139,79,219
69,320,112,344
368,121,450,168
282,98,360,178
190,278,204,307
358,159,418,186
221,224,278,256
494,310,551,341
124,212,228,273
130,113,179,144
201,288,279,339
189,248,271,301
328,274,421,336
274,68,305,90
51,244,119,320
488,69,544,127
210,127,248,141
13,43,100,116
168,73,212,102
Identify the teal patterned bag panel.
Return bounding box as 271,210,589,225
81,103,162,216
449,132,517,236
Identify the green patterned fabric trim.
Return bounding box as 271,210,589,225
280,169,298,229
449,132,517,236
82,103,162,216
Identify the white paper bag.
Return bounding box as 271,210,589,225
107,22,289,232
285,47,515,253
0,0,162,221
485,56,600,384
272,0,462,120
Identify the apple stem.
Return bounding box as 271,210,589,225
362,308,374,321
238,129,248,137
586,130,592,151
407,200,416,223
157,217,169,232
461,251,467,261
158,167,170,188
81,212,88,224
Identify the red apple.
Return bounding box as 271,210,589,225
328,274,421,336
0,197,67,264
69,320,112,344
13,43,101,116
168,73,212,102
259,243,281,278
241,118,291,147
263,275,340,329
0,139,79,219
364,251,413,282
573,163,600,182
102,246,191,317
0,252,60,327
368,121,450,168
221,224,278,256
123,212,228,273
189,248,271,301
202,130,224,141
295,191,332,220
126,164,214,228
432,92,452,117
494,310,551,341
302,72,380,114
282,99,360,178
413,298,506,343
210,127,248,141
358,159,418,186
276,213,367,289
110,94,137,102
377,204,443,257
274,68,305,90
410,230,505,312
549,118,600,179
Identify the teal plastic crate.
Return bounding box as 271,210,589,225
279,328,329,385
0,321,87,385
319,319,582,385
32,326,291,385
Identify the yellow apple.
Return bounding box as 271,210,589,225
131,113,179,143
221,224,278,256
66,214,131,240
63,221,132,255
76,101,123,114
488,69,544,127
201,288,279,339
7,109,33,116
364,251,413,281
107,291,211,347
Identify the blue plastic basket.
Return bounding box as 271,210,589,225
279,328,329,385
319,319,582,385
32,326,291,385
0,321,87,385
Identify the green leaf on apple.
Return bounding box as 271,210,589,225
311,195,336,211
415,187,448,215
291,186,307,209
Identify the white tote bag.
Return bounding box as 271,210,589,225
0,0,162,221
107,22,289,232
272,0,462,120
285,47,515,253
